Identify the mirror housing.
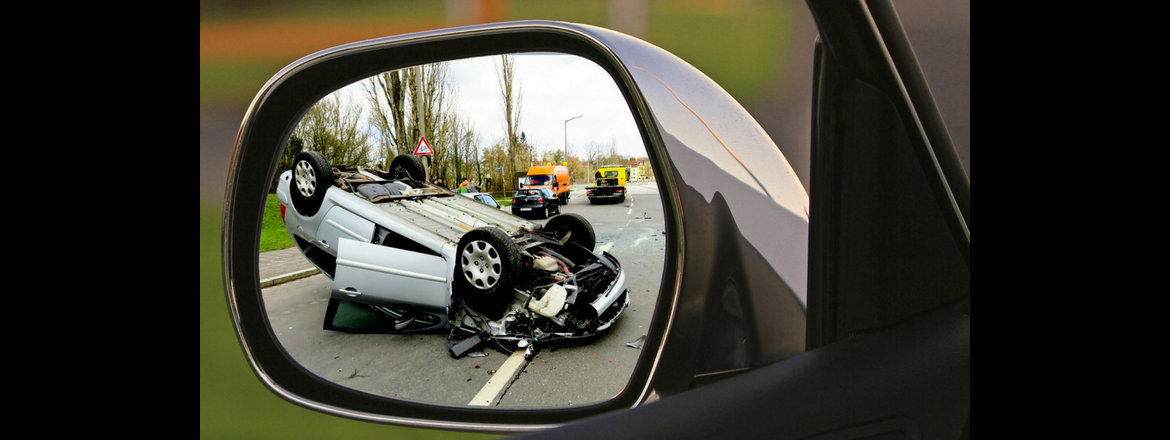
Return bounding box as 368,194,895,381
225,20,808,431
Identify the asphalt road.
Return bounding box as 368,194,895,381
262,182,666,408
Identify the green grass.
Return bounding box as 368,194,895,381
260,194,296,252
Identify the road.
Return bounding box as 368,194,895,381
262,182,666,408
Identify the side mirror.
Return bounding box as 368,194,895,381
225,21,809,431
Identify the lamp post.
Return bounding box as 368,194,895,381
564,114,583,162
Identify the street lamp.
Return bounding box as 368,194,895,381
564,114,583,161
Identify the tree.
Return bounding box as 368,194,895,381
292,93,372,167
480,143,509,194
364,63,456,171
581,141,606,181
272,135,305,192
497,54,524,192
363,70,409,167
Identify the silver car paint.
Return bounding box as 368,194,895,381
277,170,538,258
334,238,450,312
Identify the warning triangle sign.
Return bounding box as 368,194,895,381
413,137,434,155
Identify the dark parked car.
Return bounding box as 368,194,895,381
511,187,560,219
223,1,969,437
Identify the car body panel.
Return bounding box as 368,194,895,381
278,170,540,261
276,165,628,347
316,205,376,253
333,237,451,311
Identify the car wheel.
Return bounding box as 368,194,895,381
388,154,425,180
543,213,596,251
542,207,549,219
290,151,332,217
455,227,522,315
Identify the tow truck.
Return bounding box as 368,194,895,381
585,165,627,204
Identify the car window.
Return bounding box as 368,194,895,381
528,175,552,185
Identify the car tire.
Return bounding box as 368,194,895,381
388,154,425,180
455,227,522,316
543,213,596,251
290,151,332,217
541,207,549,219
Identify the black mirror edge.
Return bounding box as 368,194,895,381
221,21,685,432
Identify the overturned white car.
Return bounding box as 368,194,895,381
275,151,629,356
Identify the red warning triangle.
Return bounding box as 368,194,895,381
413,137,434,155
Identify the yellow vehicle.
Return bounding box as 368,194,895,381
522,164,571,203
585,165,627,203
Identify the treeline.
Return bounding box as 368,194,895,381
274,56,635,195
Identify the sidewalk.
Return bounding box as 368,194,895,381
258,247,319,288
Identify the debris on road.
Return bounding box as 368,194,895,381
626,335,646,349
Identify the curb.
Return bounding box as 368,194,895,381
260,268,321,288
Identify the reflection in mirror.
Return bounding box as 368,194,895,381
260,52,665,409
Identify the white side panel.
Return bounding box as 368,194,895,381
332,238,450,311
315,206,376,253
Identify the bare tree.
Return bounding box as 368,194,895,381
363,70,409,167
582,141,606,180
364,63,455,170
292,93,372,167
497,55,523,192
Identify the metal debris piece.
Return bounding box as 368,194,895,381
626,335,646,349
468,350,487,358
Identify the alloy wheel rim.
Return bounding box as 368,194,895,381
294,160,316,198
461,240,502,289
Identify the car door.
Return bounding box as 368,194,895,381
330,237,450,313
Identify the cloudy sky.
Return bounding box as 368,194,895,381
334,52,648,161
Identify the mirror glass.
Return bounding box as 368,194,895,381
259,52,665,408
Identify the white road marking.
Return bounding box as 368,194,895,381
468,349,528,406
597,242,614,253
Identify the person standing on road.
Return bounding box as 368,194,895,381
466,178,480,193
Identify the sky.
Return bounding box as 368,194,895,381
333,52,648,161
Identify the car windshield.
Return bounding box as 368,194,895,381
603,171,618,177
527,175,553,185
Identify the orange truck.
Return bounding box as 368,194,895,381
522,163,571,203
